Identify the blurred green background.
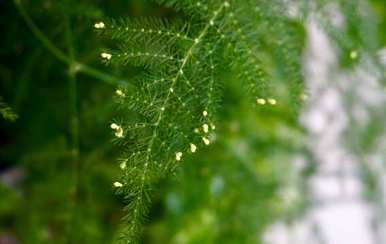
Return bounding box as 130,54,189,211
0,0,385,243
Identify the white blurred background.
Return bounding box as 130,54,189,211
264,3,386,244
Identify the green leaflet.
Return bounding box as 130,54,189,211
0,97,18,122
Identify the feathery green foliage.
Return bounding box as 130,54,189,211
97,0,305,242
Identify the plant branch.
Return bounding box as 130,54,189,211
64,16,81,243
14,0,126,87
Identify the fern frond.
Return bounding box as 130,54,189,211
101,18,193,44
98,0,306,242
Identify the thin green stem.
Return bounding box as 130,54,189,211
14,0,126,87
64,15,81,244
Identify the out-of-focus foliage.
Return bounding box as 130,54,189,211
0,0,385,244
142,79,309,244
0,97,18,121
0,0,130,243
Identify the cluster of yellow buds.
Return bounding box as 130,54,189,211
101,52,112,60
110,123,124,138
94,21,105,29
113,181,123,187
256,98,277,105
175,152,183,161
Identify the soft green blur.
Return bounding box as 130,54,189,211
0,0,385,243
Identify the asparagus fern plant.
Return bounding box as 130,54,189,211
2,0,384,243
96,0,304,242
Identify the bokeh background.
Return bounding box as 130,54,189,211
1,0,385,243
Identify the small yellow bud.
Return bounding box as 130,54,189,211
203,110,208,117
115,128,123,138
267,98,277,105
101,52,112,60
202,137,210,145
350,50,358,60
203,124,209,133
113,181,123,187
110,123,119,129
190,143,197,153
116,89,125,97
110,123,124,138
256,98,266,105
120,161,127,170
176,152,183,161
94,22,105,29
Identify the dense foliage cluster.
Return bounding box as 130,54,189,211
96,1,306,242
